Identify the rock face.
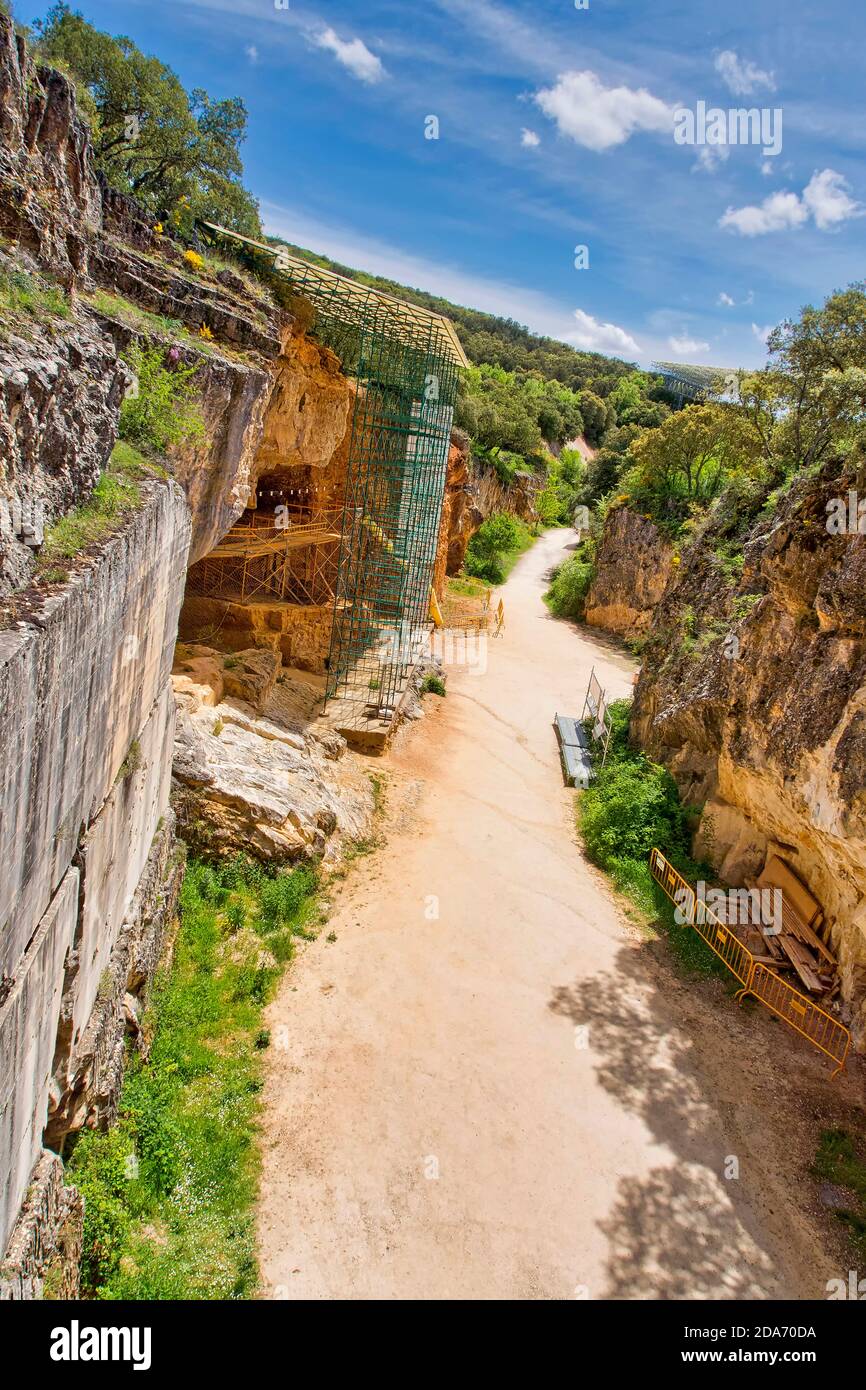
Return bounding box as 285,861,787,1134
439,433,541,579
0,272,128,597
0,14,100,281
253,327,352,477
0,479,191,1281
585,506,675,642
171,646,374,863
434,430,472,591
630,457,866,1042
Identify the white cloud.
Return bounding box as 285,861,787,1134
752,322,775,345
520,127,540,148
717,292,736,307
313,27,385,84
720,169,861,236
720,188,809,236
802,168,863,229
569,308,641,355
669,334,710,355
245,44,258,63
694,144,730,174
534,70,673,152
715,50,776,97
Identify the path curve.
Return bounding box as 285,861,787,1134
257,529,815,1300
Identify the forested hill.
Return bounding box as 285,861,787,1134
265,236,637,397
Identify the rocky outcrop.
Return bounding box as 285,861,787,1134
0,1151,83,1300
0,13,100,282
0,268,127,597
435,430,472,589
631,457,866,1041
585,505,675,642
253,327,352,477
440,435,541,578
171,645,374,863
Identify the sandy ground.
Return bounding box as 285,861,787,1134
257,528,862,1301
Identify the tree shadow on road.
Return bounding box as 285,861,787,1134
549,942,797,1300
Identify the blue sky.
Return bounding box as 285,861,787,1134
20,0,866,368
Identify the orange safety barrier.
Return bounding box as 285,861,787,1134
649,849,850,1075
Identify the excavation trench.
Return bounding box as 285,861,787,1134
256,528,852,1301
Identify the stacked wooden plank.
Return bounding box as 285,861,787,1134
721,856,839,999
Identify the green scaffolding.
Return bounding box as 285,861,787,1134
197,223,466,716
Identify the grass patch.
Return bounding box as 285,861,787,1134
66,853,319,1300
446,574,490,600
813,1128,866,1261
37,470,140,571
0,266,71,326
421,673,446,696
120,341,205,453
576,699,728,981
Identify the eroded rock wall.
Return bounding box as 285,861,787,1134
630,457,866,1042
585,505,675,642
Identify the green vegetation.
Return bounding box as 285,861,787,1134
67,855,319,1299
115,739,142,782
119,340,205,453
37,468,139,572
421,673,446,697
544,542,595,621
813,1128,866,1261
576,701,725,979
32,3,260,235
464,512,533,585
0,265,70,325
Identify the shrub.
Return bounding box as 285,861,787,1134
421,673,446,696
119,341,205,453
545,549,594,621
464,511,528,584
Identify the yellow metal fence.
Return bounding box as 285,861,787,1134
649,849,850,1075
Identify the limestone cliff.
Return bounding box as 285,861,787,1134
584,505,675,643
439,433,540,578
629,456,866,1041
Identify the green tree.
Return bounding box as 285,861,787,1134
626,402,756,507
34,4,260,234
576,389,608,446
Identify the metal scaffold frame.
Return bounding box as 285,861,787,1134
198,222,467,720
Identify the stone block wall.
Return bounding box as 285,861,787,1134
0,480,191,1274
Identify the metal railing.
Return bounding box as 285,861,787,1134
649,849,851,1075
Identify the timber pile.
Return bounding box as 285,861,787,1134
722,855,840,1000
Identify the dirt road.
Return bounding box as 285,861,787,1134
257,528,841,1300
